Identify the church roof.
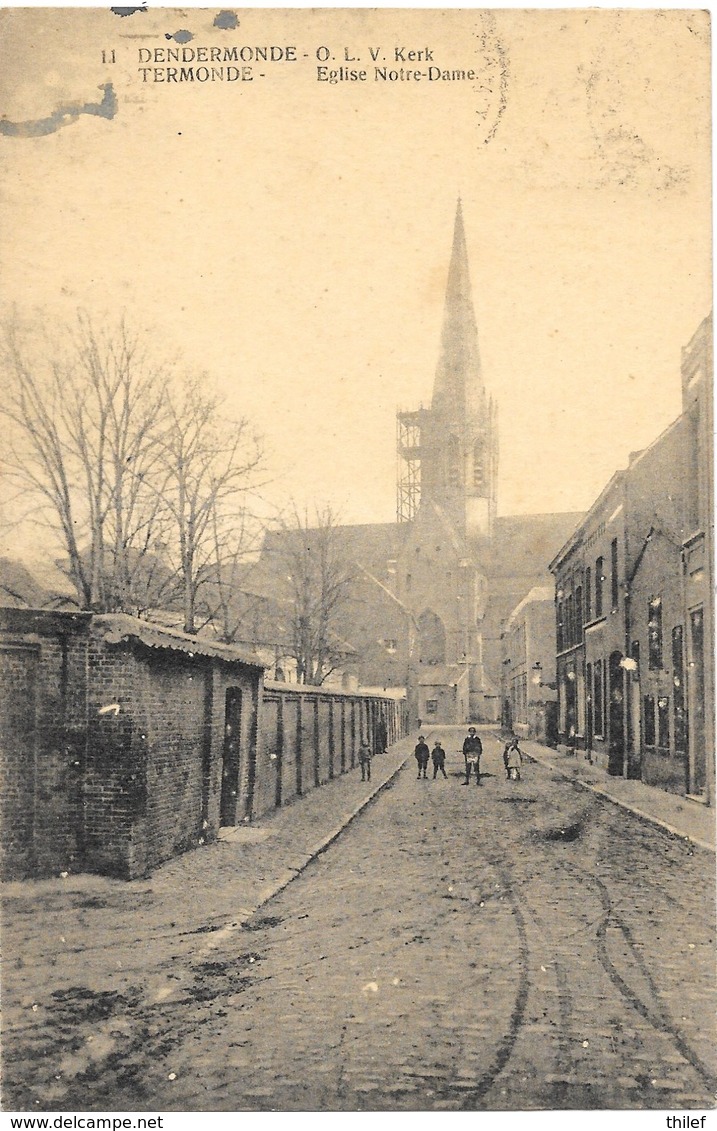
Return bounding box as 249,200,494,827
488,512,585,579
261,521,408,577
417,663,468,686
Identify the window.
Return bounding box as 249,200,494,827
593,660,604,737
672,625,687,752
426,699,438,715
586,661,593,737
584,567,591,620
566,594,574,647
557,601,564,652
473,439,484,489
657,696,670,750
644,694,656,746
595,557,604,617
575,586,583,636
611,538,619,610
648,596,663,670
383,639,397,653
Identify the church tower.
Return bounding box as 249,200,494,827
397,200,498,542
395,202,500,724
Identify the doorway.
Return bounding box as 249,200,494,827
608,651,625,776
688,607,706,798
220,688,243,826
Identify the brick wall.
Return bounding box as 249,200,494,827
256,683,408,821
0,610,407,880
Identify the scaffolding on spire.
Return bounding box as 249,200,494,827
396,407,429,522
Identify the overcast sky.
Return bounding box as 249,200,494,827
0,7,711,559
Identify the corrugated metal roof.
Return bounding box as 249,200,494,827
93,613,266,669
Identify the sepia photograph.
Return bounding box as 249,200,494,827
0,4,714,1118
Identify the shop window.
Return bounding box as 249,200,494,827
648,596,663,669
644,694,656,747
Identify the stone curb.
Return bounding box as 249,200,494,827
522,744,715,854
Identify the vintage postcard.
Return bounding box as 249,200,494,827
0,6,714,1121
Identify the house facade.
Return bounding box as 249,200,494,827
501,586,559,745
550,315,714,803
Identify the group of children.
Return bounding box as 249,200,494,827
414,728,525,784
357,728,525,785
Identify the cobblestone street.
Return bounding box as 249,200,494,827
4,730,716,1112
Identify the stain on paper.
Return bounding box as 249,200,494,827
0,83,117,139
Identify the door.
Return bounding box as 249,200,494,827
608,651,625,776
220,688,243,826
688,607,706,797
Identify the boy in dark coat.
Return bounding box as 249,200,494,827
462,726,483,785
414,735,430,779
431,739,447,779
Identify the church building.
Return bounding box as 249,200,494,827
256,202,583,724
390,201,581,723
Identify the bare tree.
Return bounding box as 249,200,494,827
1,313,170,611
272,504,356,685
155,380,264,634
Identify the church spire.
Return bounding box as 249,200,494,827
431,199,484,423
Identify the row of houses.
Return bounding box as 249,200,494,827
502,315,714,806
0,607,407,881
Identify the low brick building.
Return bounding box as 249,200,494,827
0,609,265,880
0,609,408,881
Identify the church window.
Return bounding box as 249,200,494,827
418,609,446,665
473,439,485,490
447,435,461,487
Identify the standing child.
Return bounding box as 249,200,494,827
358,740,372,782
504,736,523,781
462,727,483,785
414,735,430,780
431,740,448,779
